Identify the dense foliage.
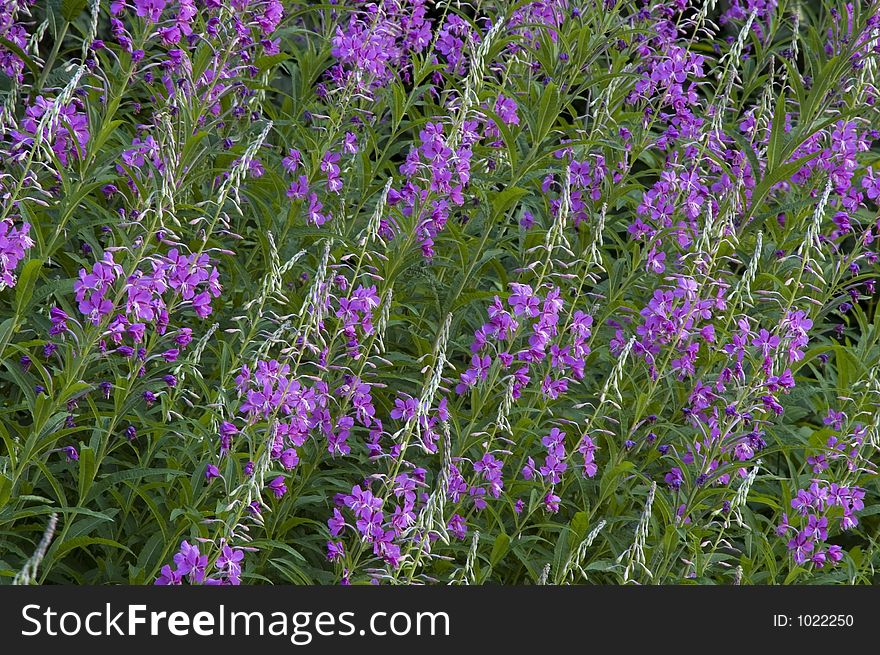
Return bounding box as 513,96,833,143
1,0,879,585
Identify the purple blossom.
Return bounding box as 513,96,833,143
390,394,418,421
494,94,520,125
268,476,288,498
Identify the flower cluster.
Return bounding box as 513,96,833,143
73,247,221,329
779,483,865,566
9,95,91,166
328,0,431,93
0,219,34,289
394,120,476,257
155,540,245,585
328,475,426,569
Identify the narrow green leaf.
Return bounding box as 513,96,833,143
77,447,96,502
60,0,87,20
15,259,42,316
490,533,511,567
767,90,787,169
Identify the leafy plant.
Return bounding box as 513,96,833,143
0,0,878,585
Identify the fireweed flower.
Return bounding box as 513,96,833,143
390,394,418,421
215,544,245,585
268,476,288,498
326,541,344,561
156,539,246,586
447,514,467,540
172,541,208,583
154,565,181,586
494,94,520,125
665,468,684,490
18,95,90,165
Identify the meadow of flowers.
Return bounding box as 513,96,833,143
1,0,879,586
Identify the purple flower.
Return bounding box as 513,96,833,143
133,0,167,22
282,149,302,174
327,541,344,561
508,283,539,317
787,530,815,564
752,328,780,356
447,514,467,540
192,291,213,318
328,508,346,536
154,564,181,586
665,467,684,490
544,492,561,513
279,448,299,469
219,421,237,454
824,409,846,431
495,94,520,125
0,220,35,289
49,307,70,335
827,545,844,563
578,434,598,478
215,544,245,585
390,394,418,421
268,476,287,498
173,541,208,583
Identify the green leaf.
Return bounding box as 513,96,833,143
490,533,510,567
134,532,167,582
97,468,187,485
766,90,787,169
49,536,133,563
535,81,561,144
0,317,15,359
0,473,12,508
741,151,822,229
255,53,290,72
783,566,808,584
77,447,96,502
491,186,528,218
250,539,307,563
569,511,589,540
61,0,87,21
600,460,635,499
15,258,42,316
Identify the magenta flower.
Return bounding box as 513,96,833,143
215,544,245,585
279,448,299,469
154,565,181,586
326,541,344,561
173,541,208,583
390,394,418,421
508,283,539,317
268,476,287,498
495,94,519,125
133,0,167,22
544,492,561,513
665,467,684,490
447,514,467,540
